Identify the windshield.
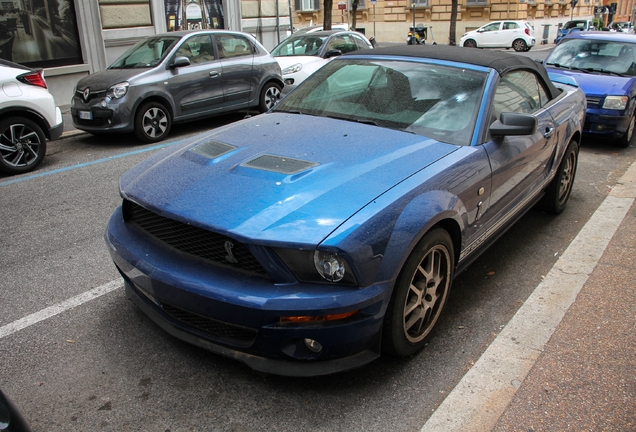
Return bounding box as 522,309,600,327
271,35,329,57
545,38,636,76
563,21,587,30
109,36,180,69
274,59,487,146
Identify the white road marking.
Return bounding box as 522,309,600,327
421,160,636,432
0,280,122,340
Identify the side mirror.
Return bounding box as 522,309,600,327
490,112,537,136
477,28,485,33
325,49,343,58
171,56,191,68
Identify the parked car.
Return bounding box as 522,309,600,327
555,19,595,44
460,20,535,51
609,21,633,33
271,30,374,86
0,388,32,431
71,30,283,143
105,45,585,376
292,24,349,35
0,60,63,175
545,31,636,147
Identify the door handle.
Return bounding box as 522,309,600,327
209,71,220,78
544,127,554,138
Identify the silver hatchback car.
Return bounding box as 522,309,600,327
71,30,283,143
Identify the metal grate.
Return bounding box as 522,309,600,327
586,96,601,108
161,302,257,346
190,140,237,159
123,200,269,277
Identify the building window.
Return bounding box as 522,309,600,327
0,0,82,68
410,0,430,7
465,0,488,6
295,0,321,11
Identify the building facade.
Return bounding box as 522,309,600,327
3,0,630,109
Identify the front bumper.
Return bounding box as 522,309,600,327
105,209,390,376
71,96,134,134
583,110,631,139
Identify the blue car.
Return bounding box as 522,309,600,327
105,45,585,376
545,31,636,147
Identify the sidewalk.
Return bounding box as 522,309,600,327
422,160,636,431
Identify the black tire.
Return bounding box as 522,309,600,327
0,117,47,175
463,39,477,48
541,139,579,214
258,82,281,112
512,39,528,52
134,101,171,143
616,112,635,148
382,228,454,357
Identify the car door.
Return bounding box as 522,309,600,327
165,34,224,119
478,22,503,47
479,70,557,228
501,21,522,47
214,33,256,109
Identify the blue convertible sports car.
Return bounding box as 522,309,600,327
105,46,585,376
545,32,636,147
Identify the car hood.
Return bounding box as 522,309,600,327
275,55,326,70
76,68,154,91
120,112,459,246
546,68,634,96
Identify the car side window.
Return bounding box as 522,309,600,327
175,35,216,64
353,34,372,50
326,35,357,53
482,22,501,32
503,22,519,30
216,34,253,59
493,70,547,118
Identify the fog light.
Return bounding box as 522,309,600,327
596,124,605,131
100,99,108,108
284,78,294,85
304,338,322,353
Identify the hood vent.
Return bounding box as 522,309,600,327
242,154,318,174
191,140,237,159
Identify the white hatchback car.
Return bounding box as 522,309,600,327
0,59,63,175
272,30,374,86
460,20,535,52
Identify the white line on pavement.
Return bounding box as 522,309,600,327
0,280,122,340
420,161,636,432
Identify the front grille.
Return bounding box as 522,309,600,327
161,302,257,347
586,96,602,108
123,200,269,277
75,89,107,102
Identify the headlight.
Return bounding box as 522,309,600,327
106,82,129,99
281,63,302,75
602,96,628,110
274,248,357,285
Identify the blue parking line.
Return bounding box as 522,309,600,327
0,140,182,187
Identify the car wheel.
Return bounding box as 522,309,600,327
134,102,171,143
616,112,635,148
0,117,47,175
382,228,454,357
512,39,527,52
463,39,477,48
259,82,282,112
541,139,579,214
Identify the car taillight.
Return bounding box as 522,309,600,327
525,28,530,36
17,69,47,89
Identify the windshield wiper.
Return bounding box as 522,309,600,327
545,62,569,69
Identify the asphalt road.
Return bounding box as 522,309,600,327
1,109,635,431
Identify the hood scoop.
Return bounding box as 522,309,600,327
242,154,319,174
191,140,237,159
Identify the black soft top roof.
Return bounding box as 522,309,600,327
348,44,561,99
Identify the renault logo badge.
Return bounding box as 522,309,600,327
83,88,90,101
